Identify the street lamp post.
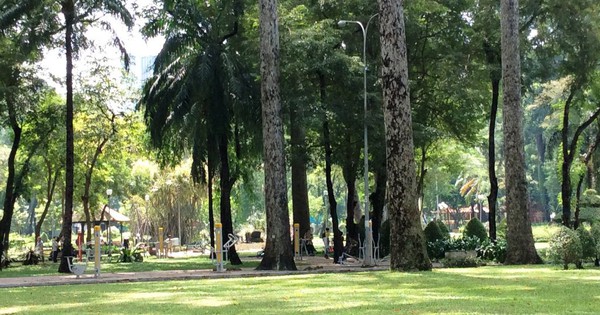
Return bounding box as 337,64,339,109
338,13,378,267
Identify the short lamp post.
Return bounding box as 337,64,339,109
338,13,378,267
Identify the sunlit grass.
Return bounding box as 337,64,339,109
0,253,261,278
2,265,600,314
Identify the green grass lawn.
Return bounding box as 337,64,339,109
0,254,261,278
1,265,599,314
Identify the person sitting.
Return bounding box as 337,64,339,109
303,230,316,256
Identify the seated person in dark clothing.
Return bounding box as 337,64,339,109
303,230,316,256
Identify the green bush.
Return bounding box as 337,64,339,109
423,221,444,243
464,218,487,240
426,239,447,260
548,227,582,270
576,227,596,261
591,223,600,265
477,238,507,263
436,220,451,239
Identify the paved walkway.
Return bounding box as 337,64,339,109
0,255,389,288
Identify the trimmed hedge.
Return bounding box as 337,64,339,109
423,221,444,243
464,218,487,240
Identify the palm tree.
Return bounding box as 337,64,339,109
140,0,260,265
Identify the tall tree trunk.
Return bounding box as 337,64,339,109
218,134,242,265
208,158,215,257
257,0,296,270
59,0,76,273
319,73,343,263
487,77,500,240
323,119,343,263
561,91,576,228
378,0,431,271
501,0,542,264
290,103,311,237
0,73,21,268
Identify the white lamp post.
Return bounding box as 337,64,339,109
338,13,378,267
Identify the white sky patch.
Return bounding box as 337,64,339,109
38,0,164,94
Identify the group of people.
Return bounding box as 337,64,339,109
34,236,62,263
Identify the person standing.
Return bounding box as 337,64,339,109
51,237,59,263
35,237,44,263
321,228,330,259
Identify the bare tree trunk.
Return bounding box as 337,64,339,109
501,0,541,264
487,77,500,240
0,74,22,268
290,103,311,237
323,117,343,263
257,0,296,270
378,0,431,271
218,134,242,265
59,0,76,273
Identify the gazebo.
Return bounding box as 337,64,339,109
73,206,130,245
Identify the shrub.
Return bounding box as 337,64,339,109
464,218,487,240
591,223,600,265
436,220,451,239
423,221,444,243
426,239,448,260
477,238,507,263
548,227,582,270
576,226,596,261
447,236,481,251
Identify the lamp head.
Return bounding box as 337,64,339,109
338,20,347,27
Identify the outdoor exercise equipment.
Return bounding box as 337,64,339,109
293,223,300,259
212,223,239,272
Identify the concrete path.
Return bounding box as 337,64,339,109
0,255,389,288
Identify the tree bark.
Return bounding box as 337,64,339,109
290,103,311,237
318,73,344,263
218,133,242,265
257,0,296,270
487,77,500,240
378,0,431,271
0,72,21,268
501,0,542,264
59,0,76,273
